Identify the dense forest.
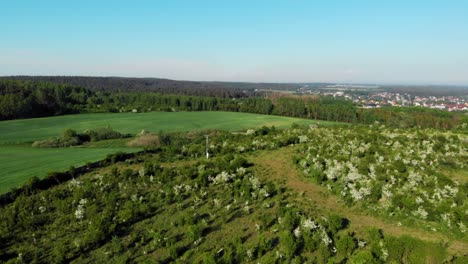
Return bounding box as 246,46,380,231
0,76,299,98
0,80,91,119
0,79,466,129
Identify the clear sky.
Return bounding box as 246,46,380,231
1,0,467,84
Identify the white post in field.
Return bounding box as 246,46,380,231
205,135,209,159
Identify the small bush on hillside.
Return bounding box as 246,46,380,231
85,127,129,141
32,137,66,148
279,231,298,260
32,133,81,148
348,250,380,264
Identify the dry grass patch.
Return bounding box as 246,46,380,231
127,133,161,148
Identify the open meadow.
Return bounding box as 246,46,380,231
0,111,336,193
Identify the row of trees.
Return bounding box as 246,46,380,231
0,79,465,129
0,76,257,98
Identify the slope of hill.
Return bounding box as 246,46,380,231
0,125,466,263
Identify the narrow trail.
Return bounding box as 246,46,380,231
249,147,467,255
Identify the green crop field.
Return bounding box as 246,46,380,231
0,111,340,144
0,146,140,194
0,111,340,193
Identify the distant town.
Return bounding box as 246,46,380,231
296,84,468,111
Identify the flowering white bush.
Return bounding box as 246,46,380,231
293,226,301,238
38,206,46,214
302,218,320,230
245,129,255,135
320,229,332,245
75,199,87,220
69,178,82,189
209,171,235,184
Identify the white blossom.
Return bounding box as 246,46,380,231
246,249,253,259
236,167,246,176
255,223,261,231
458,222,466,233
38,206,46,213
75,199,87,220
357,239,366,248
380,241,389,260
293,226,301,238
302,218,319,230
259,188,270,198
320,230,332,245
415,196,424,204
249,176,261,189
246,129,255,135
412,206,428,220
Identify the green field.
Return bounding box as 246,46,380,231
0,111,339,144
0,111,338,193
0,147,140,194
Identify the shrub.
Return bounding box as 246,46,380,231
280,207,300,231
327,214,348,234
348,250,380,264
316,243,331,263
85,127,127,141
121,168,135,179
279,231,297,260
256,234,274,257
384,236,405,262
32,136,79,148
229,156,249,171
52,243,67,263
187,224,202,242
169,244,182,260
336,233,356,261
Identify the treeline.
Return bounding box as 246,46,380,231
0,80,465,129
0,76,261,98
357,106,465,129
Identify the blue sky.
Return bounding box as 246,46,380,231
1,0,467,84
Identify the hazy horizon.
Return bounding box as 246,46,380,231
1,1,468,85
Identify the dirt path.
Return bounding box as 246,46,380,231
249,147,467,255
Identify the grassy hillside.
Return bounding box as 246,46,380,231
0,111,337,193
